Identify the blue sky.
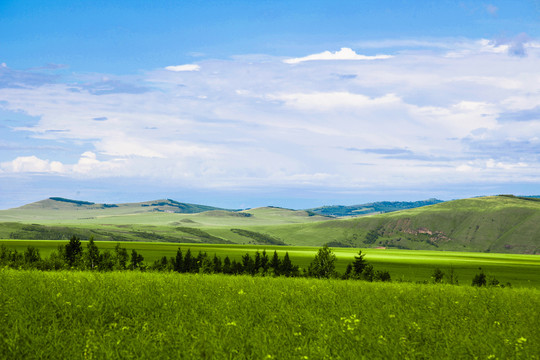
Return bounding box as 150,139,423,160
1,1,540,209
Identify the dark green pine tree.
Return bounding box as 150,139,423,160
85,236,100,270
261,250,269,273
222,256,232,274
159,256,170,271
254,251,262,273
212,254,222,273
280,252,294,277
183,249,193,273
352,250,368,277
174,248,184,272
231,259,243,274
242,253,255,275
270,250,281,276
65,235,83,267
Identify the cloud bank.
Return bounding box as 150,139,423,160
1,39,540,205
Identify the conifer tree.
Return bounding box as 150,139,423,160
223,256,232,274
183,249,193,272
158,256,169,271
65,235,83,267
270,250,281,276
242,253,255,275
212,254,222,273
85,236,100,270
261,249,269,273
254,251,261,273
174,248,184,272
231,259,243,274
352,250,367,276
281,252,293,277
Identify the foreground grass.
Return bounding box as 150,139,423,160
1,270,538,359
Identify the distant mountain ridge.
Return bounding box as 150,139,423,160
16,197,229,214
11,197,444,216
308,198,444,217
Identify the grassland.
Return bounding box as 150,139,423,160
1,270,538,359
2,240,539,287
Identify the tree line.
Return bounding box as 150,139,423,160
1,236,505,285
0,236,394,281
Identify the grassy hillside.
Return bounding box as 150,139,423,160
246,195,540,254
1,195,539,254
0,202,332,245
0,197,230,223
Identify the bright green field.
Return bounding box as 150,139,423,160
2,240,539,287
1,270,538,359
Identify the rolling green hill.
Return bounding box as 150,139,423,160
0,199,333,245
244,195,540,254
6,197,228,218
1,195,539,254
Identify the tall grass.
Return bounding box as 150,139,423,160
1,269,538,359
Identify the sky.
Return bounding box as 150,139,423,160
1,0,540,209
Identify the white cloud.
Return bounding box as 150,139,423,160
284,48,393,64
165,64,201,72
1,156,65,173
2,37,540,195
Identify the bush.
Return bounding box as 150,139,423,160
472,272,487,287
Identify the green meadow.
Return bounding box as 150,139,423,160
1,270,538,359
1,240,539,287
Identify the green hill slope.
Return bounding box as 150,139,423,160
0,200,332,244
0,197,230,223
245,196,540,254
